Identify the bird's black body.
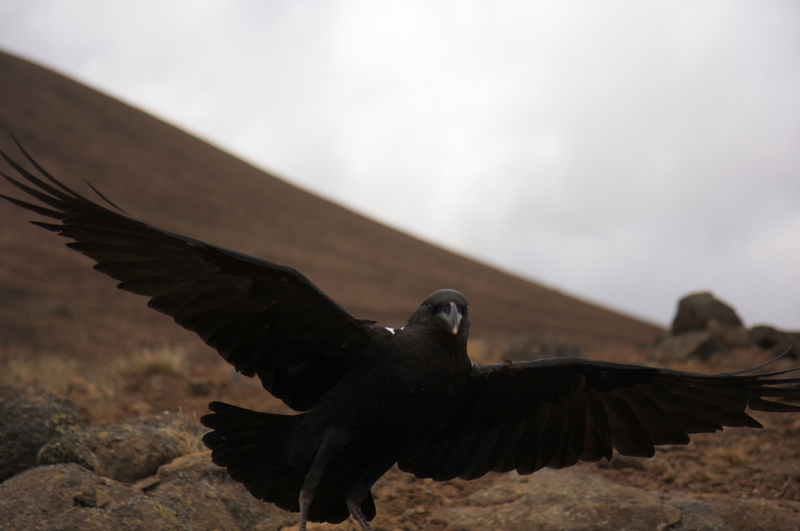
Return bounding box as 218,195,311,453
2,138,800,530
202,289,475,525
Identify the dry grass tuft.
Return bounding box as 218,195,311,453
712,448,750,466
0,344,188,424
126,345,186,377
2,355,81,397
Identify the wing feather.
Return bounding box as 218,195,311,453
1,142,374,411
401,357,800,481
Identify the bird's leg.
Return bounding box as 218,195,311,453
298,427,352,531
345,460,395,531
298,490,310,531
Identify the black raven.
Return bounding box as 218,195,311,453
2,139,800,531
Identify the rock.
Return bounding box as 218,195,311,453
651,330,722,361
749,325,786,348
498,335,582,361
142,452,292,530
37,412,205,484
429,469,800,531
665,292,750,354
748,325,800,358
4,452,800,530
0,463,174,531
705,318,750,348
0,456,293,531
664,294,799,358
671,292,744,337
431,469,682,530
665,495,800,531
0,385,84,481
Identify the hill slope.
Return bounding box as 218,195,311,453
0,50,662,364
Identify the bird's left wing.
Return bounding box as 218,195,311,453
0,141,376,411
398,357,800,481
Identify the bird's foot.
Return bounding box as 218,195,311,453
346,496,374,531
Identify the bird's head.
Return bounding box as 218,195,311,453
407,289,470,338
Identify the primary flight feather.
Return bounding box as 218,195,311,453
2,138,800,531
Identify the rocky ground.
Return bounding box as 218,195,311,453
2,329,800,530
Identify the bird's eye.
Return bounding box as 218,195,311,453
428,304,436,313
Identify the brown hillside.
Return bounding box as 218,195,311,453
0,50,662,367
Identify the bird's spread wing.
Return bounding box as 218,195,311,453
0,140,375,411
398,357,800,482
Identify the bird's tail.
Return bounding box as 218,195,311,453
201,401,308,513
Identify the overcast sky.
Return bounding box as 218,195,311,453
1,0,799,329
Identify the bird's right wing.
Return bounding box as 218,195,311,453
398,357,800,482
0,140,377,412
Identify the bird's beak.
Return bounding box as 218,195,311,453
438,301,462,335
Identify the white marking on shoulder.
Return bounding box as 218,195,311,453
385,327,395,335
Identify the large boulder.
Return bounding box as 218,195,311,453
0,385,83,481
671,292,744,337
0,456,292,531
661,293,799,360
37,412,206,483
654,292,749,360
